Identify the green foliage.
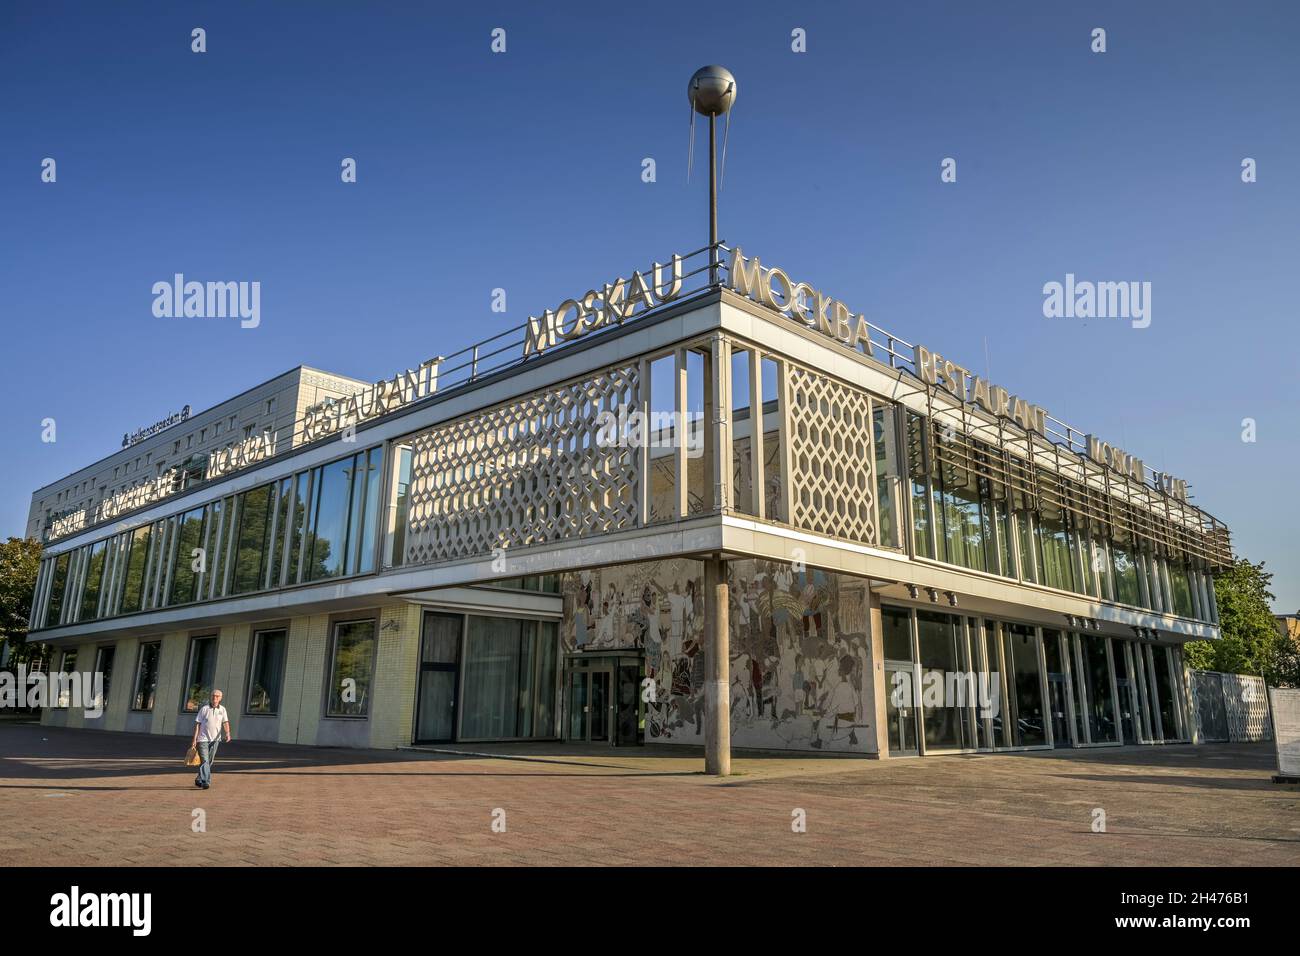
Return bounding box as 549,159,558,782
0,537,47,669
1185,558,1296,687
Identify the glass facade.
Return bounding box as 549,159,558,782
879,608,1065,754
895,411,1218,623
34,445,385,627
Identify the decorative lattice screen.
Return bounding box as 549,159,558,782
1222,673,1273,742
403,365,640,564
785,365,877,545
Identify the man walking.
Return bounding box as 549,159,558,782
191,689,231,790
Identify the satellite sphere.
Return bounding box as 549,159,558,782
688,65,737,116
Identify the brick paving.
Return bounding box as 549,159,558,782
0,722,1296,866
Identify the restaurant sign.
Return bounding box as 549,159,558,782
302,358,442,441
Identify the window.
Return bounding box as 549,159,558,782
389,445,413,566
56,649,78,708
132,642,161,711
306,457,352,580
459,616,558,739
168,507,207,605
1034,502,1078,592
304,448,383,582
269,477,294,586
881,605,913,661
79,541,108,621
1110,531,1141,606
181,635,219,712
231,484,275,594
906,412,933,558
245,628,287,715
647,354,678,524
201,497,229,598
285,471,310,583
326,618,377,717
1168,561,1195,618
44,552,71,627
93,645,115,710
873,405,903,549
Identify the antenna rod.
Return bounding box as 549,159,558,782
688,66,736,288
709,113,718,284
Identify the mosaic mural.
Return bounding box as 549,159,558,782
561,559,876,753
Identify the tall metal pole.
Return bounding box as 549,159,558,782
689,66,734,287
709,113,718,285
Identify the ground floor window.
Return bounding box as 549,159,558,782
326,618,377,717
459,616,558,740
56,649,78,708
132,642,161,711
246,628,287,715
181,635,218,712
93,645,115,711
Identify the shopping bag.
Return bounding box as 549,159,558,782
185,746,201,767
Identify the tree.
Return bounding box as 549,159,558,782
0,537,46,669
1184,558,1294,685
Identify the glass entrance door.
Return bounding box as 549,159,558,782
566,668,612,743
564,653,645,745
415,611,462,743
1042,629,1072,748
884,662,920,755
1113,641,1138,744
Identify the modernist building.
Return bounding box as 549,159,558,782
24,243,1232,767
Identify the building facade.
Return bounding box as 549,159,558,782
25,244,1232,761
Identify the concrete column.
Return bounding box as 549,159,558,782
703,557,731,776
865,586,889,757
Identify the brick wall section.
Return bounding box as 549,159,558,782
369,601,421,749
292,613,331,744
277,617,310,745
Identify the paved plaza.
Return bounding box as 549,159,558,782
0,723,1296,866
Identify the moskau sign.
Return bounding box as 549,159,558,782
728,247,875,351
522,256,684,356
207,432,276,480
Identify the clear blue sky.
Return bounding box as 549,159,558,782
2,1,1296,611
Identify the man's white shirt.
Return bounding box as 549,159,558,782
195,703,228,742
